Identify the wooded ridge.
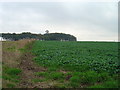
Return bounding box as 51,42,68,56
1,32,77,41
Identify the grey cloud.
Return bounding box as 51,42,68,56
0,2,118,41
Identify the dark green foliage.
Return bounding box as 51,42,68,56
1,32,77,41
32,41,119,88
2,32,43,41
43,33,76,41
32,41,119,74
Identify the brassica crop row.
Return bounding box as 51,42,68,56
32,41,119,74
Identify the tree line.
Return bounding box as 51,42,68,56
1,32,77,41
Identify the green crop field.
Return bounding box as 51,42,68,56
32,41,119,88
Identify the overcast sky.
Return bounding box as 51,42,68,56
0,1,118,41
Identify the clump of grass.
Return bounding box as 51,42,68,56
69,76,80,87
97,72,110,82
58,79,65,83
3,67,21,85
49,72,64,80
3,75,20,81
5,68,21,75
6,83,16,88
89,84,105,88
11,79,20,83
3,75,12,81
53,83,66,88
89,80,118,88
69,82,80,88
35,72,49,77
47,67,58,71
64,72,72,77
103,80,118,88
79,71,98,85
32,78,47,83
7,46,16,51
70,76,80,83
73,72,81,76
63,65,88,72
18,48,26,53
35,71,65,80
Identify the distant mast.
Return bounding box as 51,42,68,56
45,30,49,34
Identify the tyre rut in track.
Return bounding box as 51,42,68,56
18,44,51,88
